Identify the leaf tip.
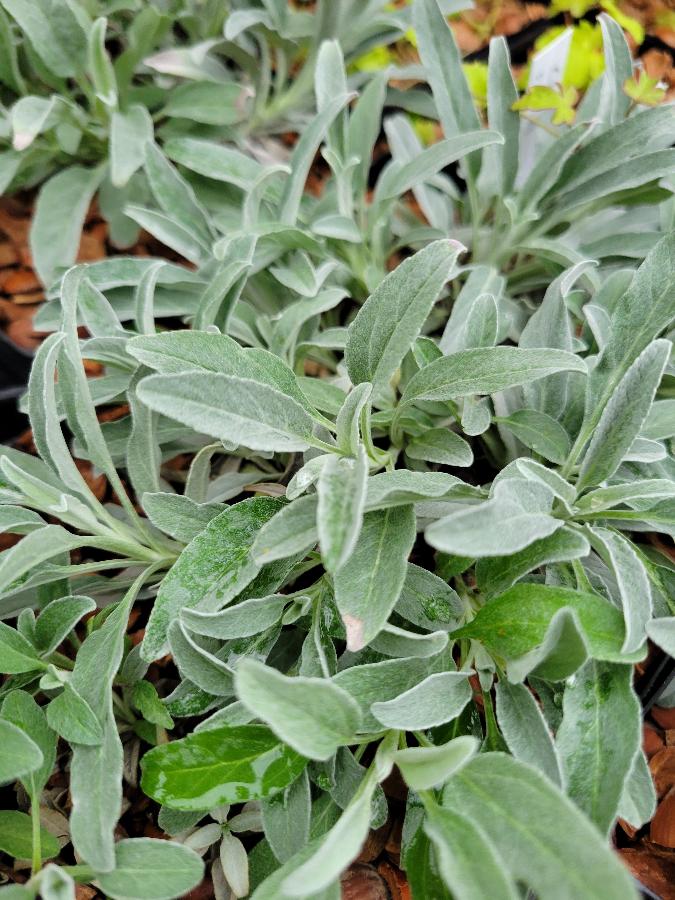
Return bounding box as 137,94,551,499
343,614,366,652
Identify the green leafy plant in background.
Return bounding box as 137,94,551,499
0,0,411,286
0,0,674,897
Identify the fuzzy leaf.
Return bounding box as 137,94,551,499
317,448,368,573
346,240,462,389
556,661,641,834
235,659,362,761
142,498,283,661
442,754,637,899
334,505,416,651
402,347,586,405
95,838,204,900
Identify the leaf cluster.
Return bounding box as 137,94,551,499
0,2,674,898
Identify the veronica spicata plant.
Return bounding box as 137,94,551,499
1,0,674,897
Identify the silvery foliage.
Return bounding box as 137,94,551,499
0,0,411,285
0,1,674,897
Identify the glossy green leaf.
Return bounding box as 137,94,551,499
141,725,307,811
453,584,631,667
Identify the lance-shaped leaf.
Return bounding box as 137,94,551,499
402,347,586,405
110,105,153,187
588,527,652,654
334,505,416,651
618,750,657,830
495,410,570,465
46,684,103,746
577,339,670,492
371,671,472,730
68,587,137,872
138,372,321,453
235,659,362,761
181,594,290,641
425,479,561,558
485,36,519,195
476,527,590,596
144,141,213,247
279,92,354,225
396,563,464,632
584,233,675,436
142,498,283,661
317,448,368,573
333,655,447,732
140,724,307,810
345,240,462,389
33,595,96,655
366,470,482,510
279,735,396,898
31,166,103,286
377,133,502,201
406,428,473,467
413,0,481,177
556,661,640,834
495,680,562,787
252,495,319,564
394,735,478,791
519,262,590,418
424,803,519,900
262,769,311,865
442,754,637,899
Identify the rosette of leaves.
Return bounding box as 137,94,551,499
0,0,411,287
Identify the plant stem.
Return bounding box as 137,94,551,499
31,792,41,876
